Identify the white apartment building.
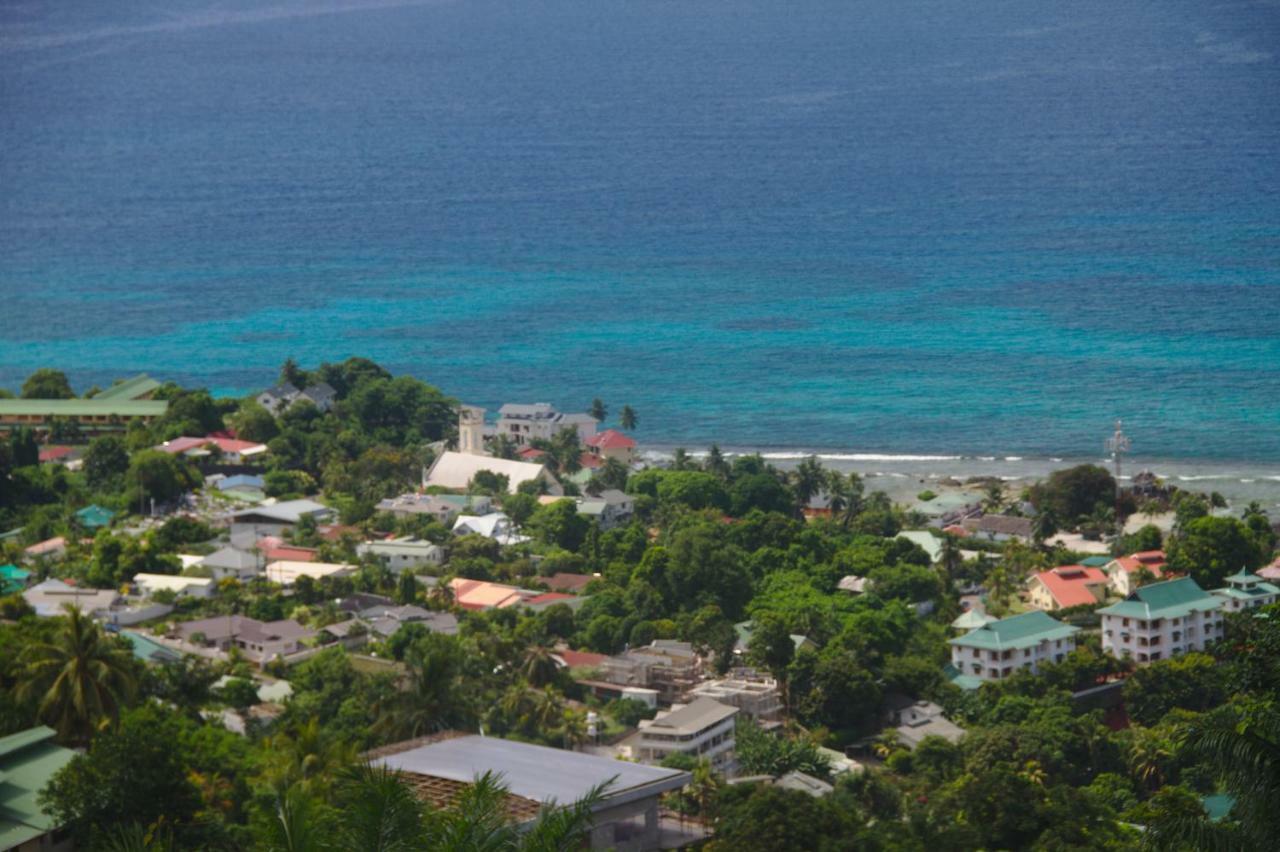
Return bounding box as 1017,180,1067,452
1098,577,1224,664
496,403,598,447
1212,569,1280,613
948,610,1080,683
633,698,739,773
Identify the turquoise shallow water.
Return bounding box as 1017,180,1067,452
1,0,1278,459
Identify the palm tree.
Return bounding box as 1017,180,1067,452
1147,704,1280,850
1031,509,1058,549
1128,727,1173,793
983,481,1005,512
423,770,606,851
589,398,607,422
619,405,637,431
521,645,559,688
561,708,588,751
17,603,137,745
331,764,426,852
672,448,692,471
489,434,519,461
686,759,721,821
427,582,455,611
938,534,964,591
260,718,357,795
526,687,564,735
373,640,474,741
791,456,825,510
704,444,730,479
257,785,332,852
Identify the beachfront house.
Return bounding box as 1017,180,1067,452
949,611,1080,682
496,403,598,447
1098,577,1224,664
1211,570,1279,613
584,429,636,465
1105,550,1167,597
1027,565,1109,612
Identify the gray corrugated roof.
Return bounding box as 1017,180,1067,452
377,735,688,805
646,698,738,734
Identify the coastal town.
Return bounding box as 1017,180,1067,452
1,360,1277,850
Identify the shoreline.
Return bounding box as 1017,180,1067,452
637,445,1280,510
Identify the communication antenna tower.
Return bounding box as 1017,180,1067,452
1105,419,1131,481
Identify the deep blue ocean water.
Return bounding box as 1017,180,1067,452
2,0,1279,460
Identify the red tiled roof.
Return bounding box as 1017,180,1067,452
39,446,75,462
1033,565,1108,608
578,452,601,469
942,524,970,537
518,447,546,460
257,536,318,562
1112,551,1167,577
525,592,576,606
543,572,593,593
586,429,636,450
160,436,266,455
556,649,608,668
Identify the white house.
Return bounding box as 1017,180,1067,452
948,611,1080,683
1098,577,1224,664
357,537,446,573
132,573,215,599
452,513,529,546
264,560,357,587
375,492,491,525
1211,569,1279,613
424,451,562,495
633,698,739,773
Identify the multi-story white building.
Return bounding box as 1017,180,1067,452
356,536,446,573
948,611,1080,682
1212,570,1280,613
633,698,739,772
496,403,598,447
1098,577,1224,664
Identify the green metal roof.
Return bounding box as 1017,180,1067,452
1080,556,1111,568
1098,577,1221,620
0,399,167,417
95,374,161,400
1214,581,1280,600
948,610,1079,651
0,726,76,848
121,630,181,665
75,504,116,529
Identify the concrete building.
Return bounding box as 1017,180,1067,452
452,513,528,545
0,398,167,435
884,697,965,748
634,698,739,773
372,734,690,851
575,490,635,530
496,403,598,447
0,726,76,851
949,611,1080,682
199,546,261,580
961,514,1034,542
1098,577,1224,664
256,382,337,415
229,499,333,537
600,641,703,705
687,676,783,728
357,537,446,572
457,404,486,455
1212,570,1280,612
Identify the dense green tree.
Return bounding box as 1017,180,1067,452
526,498,590,552
1030,464,1116,523
9,427,39,468
1122,653,1226,727
126,449,200,505
730,472,795,517
1167,515,1265,588
231,400,280,443
709,784,862,852
22,368,74,399
84,435,131,490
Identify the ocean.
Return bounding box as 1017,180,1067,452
2,0,1279,476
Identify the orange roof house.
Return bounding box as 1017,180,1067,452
1028,565,1108,611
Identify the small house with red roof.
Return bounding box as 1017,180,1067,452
158,436,269,464
585,429,636,465
1106,550,1167,597
1027,565,1108,612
